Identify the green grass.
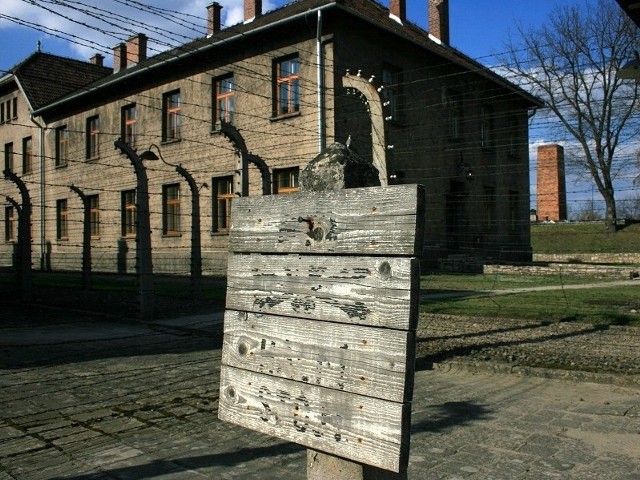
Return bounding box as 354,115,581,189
531,222,640,254
421,273,640,326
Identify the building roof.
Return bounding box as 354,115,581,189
616,0,640,27
34,0,542,115
1,51,112,110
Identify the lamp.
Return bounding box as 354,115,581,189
618,51,640,79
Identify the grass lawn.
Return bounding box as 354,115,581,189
421,273,640,326
531,222,640,253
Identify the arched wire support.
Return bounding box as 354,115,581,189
219,121,272,195
69,184,92,290
3,169,33,301
342,70,389,186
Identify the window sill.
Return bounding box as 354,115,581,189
211,231,230,236
86,156,100,163
270,111,301,122
162,233,182,238
161,138,182,146
55,163,69,169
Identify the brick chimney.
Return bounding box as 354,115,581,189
89,53,105,67
428,0,450,45
207,2,223,36
113,43,127,73
537,144,568,222
126,33,147,67
389,0,406,24
244,0,262,23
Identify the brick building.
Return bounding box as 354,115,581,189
1,0,542,275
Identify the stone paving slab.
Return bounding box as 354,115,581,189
1,315,639,479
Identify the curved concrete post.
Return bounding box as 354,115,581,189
342,71,388,186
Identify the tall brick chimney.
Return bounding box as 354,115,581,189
113,43,127,73
389,0,406,24
244,0,262,23
428,0,450,45
126,33,147,67
207,2,223,36
537,144,568,222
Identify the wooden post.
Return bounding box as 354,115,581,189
219,143,424,478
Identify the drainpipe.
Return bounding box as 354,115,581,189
30,115,46,271
316,10,325,153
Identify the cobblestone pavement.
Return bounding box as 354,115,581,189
1,312,639,479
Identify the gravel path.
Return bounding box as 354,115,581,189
416,314,640,387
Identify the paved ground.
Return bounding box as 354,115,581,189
1,311,639,479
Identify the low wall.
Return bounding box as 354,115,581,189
484,262,639,279
533,253,640,265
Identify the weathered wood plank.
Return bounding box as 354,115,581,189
228,184,425,256
218,365,411,472
222,310,416,403
226,254,420,329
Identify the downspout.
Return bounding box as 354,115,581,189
317,9,325,153
30,115,46,271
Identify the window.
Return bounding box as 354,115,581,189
483,186,496,233
4,142,13,172
22,137,33,174
508,190,519,232
274,167,299,194
122,104,137,147
86,115,100,159
212,176,233,232
275,56,300,116
214,75,235,127
382,65,402,121
56,199,69,240
163,90,182,142
5,206,15,242
480,105,494,149
12,98,17,120
162,184,181,235
508,115,519,155
56,126,69,167
121,189,137,237
89,194,100,237
0,102,4,123
445,89,462,140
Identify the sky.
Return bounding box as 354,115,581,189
0,0,629,216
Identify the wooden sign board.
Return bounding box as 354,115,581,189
219,184,425,473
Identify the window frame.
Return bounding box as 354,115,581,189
22,136,33,175
444,88,462,141
213,74,235,128
122,104,137,148
55,126,69,167
88,194,100,238
480,104,494,150
86,115,100,160
212,176,234,233
162,183,181,236
382,64,403,122
5,206,15,242
274,55,300,117
121,189,137,237
163,90,182,142
56,199,69,240
4,142,13,172
274,167,300,194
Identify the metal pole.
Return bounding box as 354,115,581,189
114,140,154,320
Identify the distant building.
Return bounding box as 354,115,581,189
1,0,542,275
537,144,568,222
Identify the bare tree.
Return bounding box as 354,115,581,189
502,0,640,234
